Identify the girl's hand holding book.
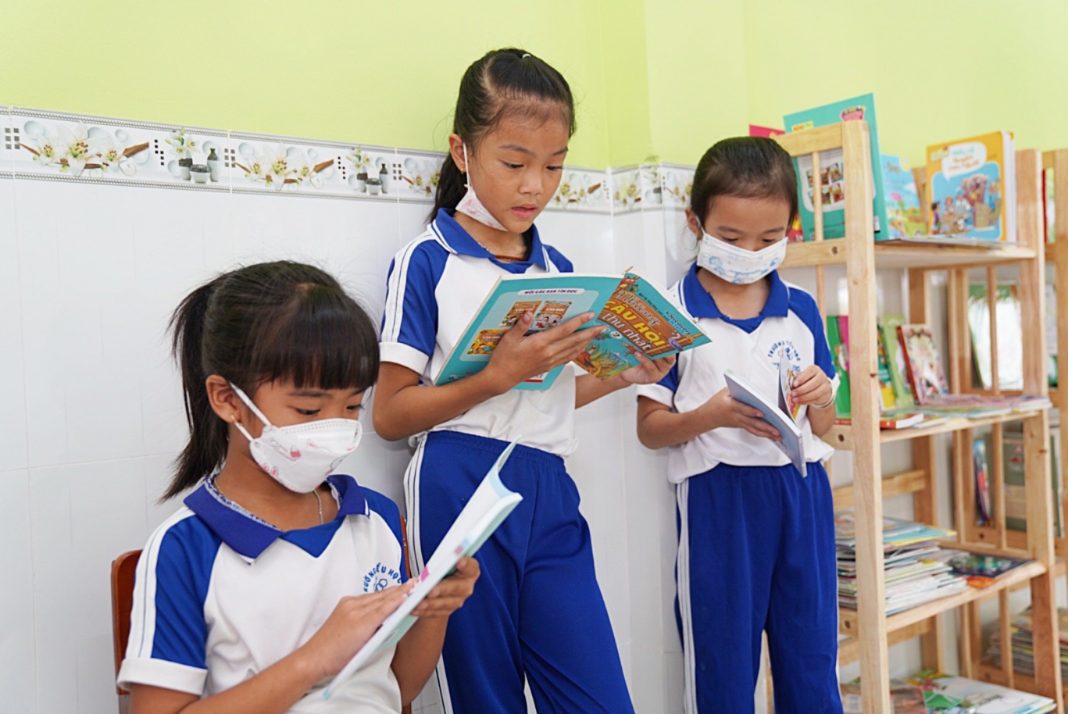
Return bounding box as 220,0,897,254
482,311,605,392
789,365,834,409
298,583,415,680
702,388,782,441
411,557,481,619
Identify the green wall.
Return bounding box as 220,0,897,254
4,1,1068,169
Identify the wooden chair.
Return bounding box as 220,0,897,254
111,549,142,713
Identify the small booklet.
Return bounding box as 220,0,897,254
322,441,523,700
724,365,807,477
434,272,709,390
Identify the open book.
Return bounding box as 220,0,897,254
435,272,709,390
724,364,807,477
322,441,523,699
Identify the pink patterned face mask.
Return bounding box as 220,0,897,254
455,144,509,232
230,384,362,494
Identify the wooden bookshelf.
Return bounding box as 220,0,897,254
773,122,1062,713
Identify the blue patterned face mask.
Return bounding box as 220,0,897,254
696,231,787,284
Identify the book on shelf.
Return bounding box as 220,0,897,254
783,93,888,241
925,130,1017,242
825,315,852,419
840,678,928,714
967,282,1023,391
973,436,993,526
435,271,708,390
881,154,926,240
1046,281,1058,387
723,363,807,477
904,669,1055,713
986,607,1068,683
881,314,915,409
324,441,523,697
943,549,1027,588
879,412,925,430
994,427,1063,538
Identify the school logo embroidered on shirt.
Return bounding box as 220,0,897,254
767,340,802,371
363,562,402,592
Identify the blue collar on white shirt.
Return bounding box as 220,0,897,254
430,208,548,273
184,474,369,561
680,263,789,332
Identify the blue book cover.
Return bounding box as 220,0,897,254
783,93,888,241
435,272,710,390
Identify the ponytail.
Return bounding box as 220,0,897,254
165,276,227,500
431,153,468,218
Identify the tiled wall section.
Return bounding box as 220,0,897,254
1,106,693,214
0,106,698,713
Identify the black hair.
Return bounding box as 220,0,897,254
431,47,576,219
690,137,799,224
164,261,379,500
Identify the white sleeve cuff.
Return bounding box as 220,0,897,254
636,383,674,406
379,342,430,376
118,657,207,695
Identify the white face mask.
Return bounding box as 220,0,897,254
696,230,787,285
455,144,509,232
230,384,363,494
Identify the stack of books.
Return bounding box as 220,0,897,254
836,513,967,615
986,607,1068,682
842,670,1056,713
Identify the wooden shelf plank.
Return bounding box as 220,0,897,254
823,408,1048,450
780,240,1037,270
838,561,1047,637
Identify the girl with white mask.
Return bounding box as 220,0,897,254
119,261,478,713
636,138,843,713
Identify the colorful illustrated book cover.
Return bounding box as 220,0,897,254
749,124,805,242
880,314,915,409
435,272,709,390
897,324,950,404
825,315,852,418
783,93,887,241
925,131,1016,241
881,155,926,239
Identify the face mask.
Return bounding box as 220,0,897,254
230,384,363,494
696,230,787,285
455,144,509,232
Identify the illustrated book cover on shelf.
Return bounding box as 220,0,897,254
925,130,1017,242
881,154,926,240
783,93,887,241
324,441,524,698
435,272,709,390
724,364,806,477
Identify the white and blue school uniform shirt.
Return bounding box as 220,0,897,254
636,264,838,482
380,208,578,456
117,475,408,713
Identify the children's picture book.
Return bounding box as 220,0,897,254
879,412,925,430
783,93,887,241
973,436,992,525
897,323,950,404
435,272,709,390
825,315,852,419
967,283,1023,391
876,327,898,411
905,669,1055,713
880,314,915,409
724,369,806,477
925,131,1017,242
324,441,524,699
881,154,926,240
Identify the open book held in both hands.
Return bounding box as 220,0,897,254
322,441,523,700
434,272,710,390
724,365,807,477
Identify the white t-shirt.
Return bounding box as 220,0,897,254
380,208,578,456
118,475,407,712
637,265,838,483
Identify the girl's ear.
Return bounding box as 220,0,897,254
684,207,703,240
447,134,467,174
205,375,241,425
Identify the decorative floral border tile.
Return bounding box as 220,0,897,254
550,167,610,212
0,106,700,213
660,164,693,209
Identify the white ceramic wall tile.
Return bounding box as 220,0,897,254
660,164,693,209
394,150,443,203
0,469,37,714
610,167,643,213
228,133,362,198
29,458,152,714
0,173,28,472
549,167,611,212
